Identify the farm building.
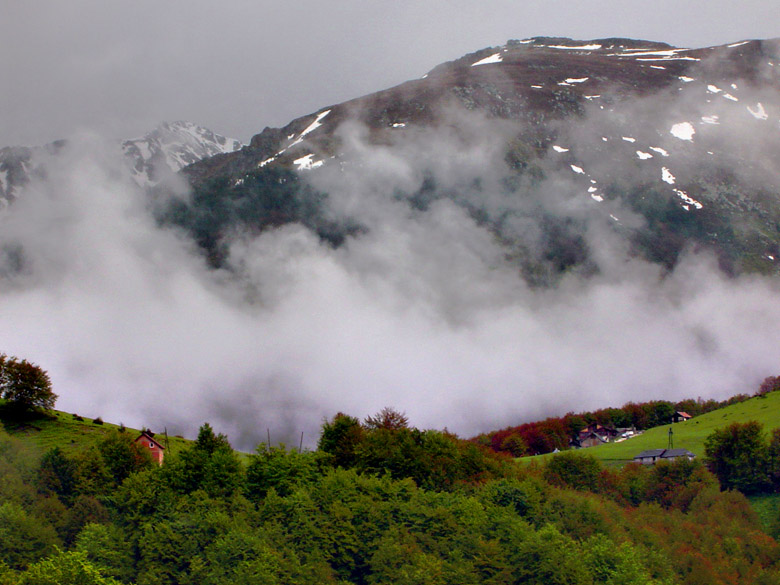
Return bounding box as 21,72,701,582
633,448,696,465
135,430,165,464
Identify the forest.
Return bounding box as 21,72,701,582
1,357,780,584
0,408,779,584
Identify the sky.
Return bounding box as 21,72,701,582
2,0,778,147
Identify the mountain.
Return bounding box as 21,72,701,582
121,121,243,187
168,37,780,281
0,121,242,205
0,140,68,208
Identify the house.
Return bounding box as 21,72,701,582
592,424,620,440
633,448,696,465
672,411,692,423
660,448,696,462
633,449,666,465
135,430,165,464
577,430,608,448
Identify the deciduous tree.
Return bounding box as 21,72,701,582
0,354,57,413
704,421,771,494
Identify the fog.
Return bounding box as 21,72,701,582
1,66,780,450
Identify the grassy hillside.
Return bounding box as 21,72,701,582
0,400,192,458
582,391,780,465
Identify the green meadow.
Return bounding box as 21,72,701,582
586,390,780,465
0,400,192,457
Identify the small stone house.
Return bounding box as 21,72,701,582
660,448,696,462
135,430,165,464
633,448,667,465
633,448,696,465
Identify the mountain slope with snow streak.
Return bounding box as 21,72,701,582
173,37,780,281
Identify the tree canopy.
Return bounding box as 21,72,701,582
0,354,57,413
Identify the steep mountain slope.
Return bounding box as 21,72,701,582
172,37,780,281
0,121,242,204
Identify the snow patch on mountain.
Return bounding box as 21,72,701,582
288,110,332,148
294,153,324,171
472,53,503,67
548,43,602,51
670,122,695,141
747,102,768,120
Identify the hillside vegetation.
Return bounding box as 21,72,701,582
586,391,780,464
1,401,780,584
0,400,192,458
2,358,780,584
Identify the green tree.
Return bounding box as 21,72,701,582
162,423,243,498
195,422,232,454
0,560,17,585
544,451,603,492
500,433,527,457
768,427,780,491
318,413,364,468
0,355,57,413
59,496,110,545
246,445,323,501
644,458,717,511
18,549,121,585
0,502,59,570
364,407,409,430
97,430,153,486
37,447,77,503
582,539,655,585
75,523,135,584
704,421,771,494
71,447,113,497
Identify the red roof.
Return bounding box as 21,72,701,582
135,430,165,450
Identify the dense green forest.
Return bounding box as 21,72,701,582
2,356,780,584
1,405,780,584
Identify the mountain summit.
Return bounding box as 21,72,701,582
0,121,242,205
122,121,243,187
171,37,780,281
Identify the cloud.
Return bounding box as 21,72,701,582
2,72,780,451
